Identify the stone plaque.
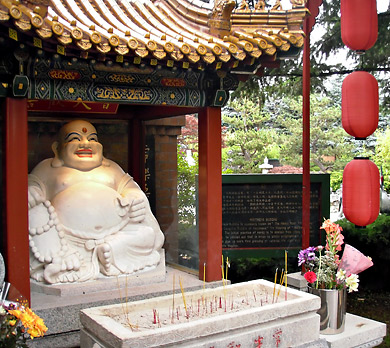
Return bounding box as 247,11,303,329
222,175,329,252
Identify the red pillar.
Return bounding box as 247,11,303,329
198,107,222,281
302,10,311,250
3,98,30,303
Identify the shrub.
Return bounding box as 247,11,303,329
228,256,300,284
330,171,343,192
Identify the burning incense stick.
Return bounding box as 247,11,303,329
276,269,285,302
203,262,206,290
279,269,285,286
272,268,278,303
221,255,228,299
172,274,175,323
179,276,188,316
285,250,288,300
225,257,229,282
117,276,136,330
221,255,225,286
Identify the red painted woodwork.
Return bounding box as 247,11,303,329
342,71,379,139
3,98,30,303
198,107,222,282
27,99,119,114
342,158,380,227
306,0,323,33
301,5,313,250
130,105,200,120
341,0,377,51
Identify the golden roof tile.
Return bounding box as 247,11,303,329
0,0,309,73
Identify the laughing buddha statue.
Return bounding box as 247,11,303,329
28,120,164,284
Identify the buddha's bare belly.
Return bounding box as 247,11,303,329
52,182,129,239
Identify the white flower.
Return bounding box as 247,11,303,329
336,269,346,281
346,274,359,293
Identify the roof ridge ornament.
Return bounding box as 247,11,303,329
271,0,282,11
290,0,306,8
208,0,235,39
236,0,250,12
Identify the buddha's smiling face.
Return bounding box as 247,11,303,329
57,120,103,171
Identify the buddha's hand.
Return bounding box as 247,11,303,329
28,185,45,209
128,193,146,223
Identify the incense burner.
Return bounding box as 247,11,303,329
80,279,321,348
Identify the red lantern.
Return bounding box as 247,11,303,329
342,71,379,140
343,158,380,227
341,0,378,52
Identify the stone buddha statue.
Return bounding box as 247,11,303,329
28,120,164,284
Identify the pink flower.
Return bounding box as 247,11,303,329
334,254,340,265
304,271,317,283
334,233,344,251
322,219,344,253
320,220,342,234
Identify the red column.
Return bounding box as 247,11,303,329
3,98,30,303
198,107,222,281
302,8,311,250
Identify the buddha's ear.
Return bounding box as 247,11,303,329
51,141,63,168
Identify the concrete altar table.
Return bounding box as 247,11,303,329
80,279,321,348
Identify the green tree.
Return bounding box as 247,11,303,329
222,97,279,172
177,149,198,225
374,127,390,192
275,94,354,172
223,93,354,174
312,0,390,112
177,148,199,268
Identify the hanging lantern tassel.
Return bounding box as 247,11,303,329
341,0,378,52
342,71,379,140
343,158,380,227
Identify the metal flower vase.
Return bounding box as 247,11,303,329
308,286,347,334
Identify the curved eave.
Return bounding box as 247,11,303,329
0,0,308,72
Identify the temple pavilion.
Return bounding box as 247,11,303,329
0,0,315,303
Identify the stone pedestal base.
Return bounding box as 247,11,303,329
31,251,166,297
321,313,386,348
287,271,308,292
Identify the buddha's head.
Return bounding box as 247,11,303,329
52,120,106,171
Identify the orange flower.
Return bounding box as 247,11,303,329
7,309,22,319
8,307,48,339
321,219,344,253
320,219,335,233
321,219,343,234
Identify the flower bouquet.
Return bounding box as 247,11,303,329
298,219,373,293
0,282,47,348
